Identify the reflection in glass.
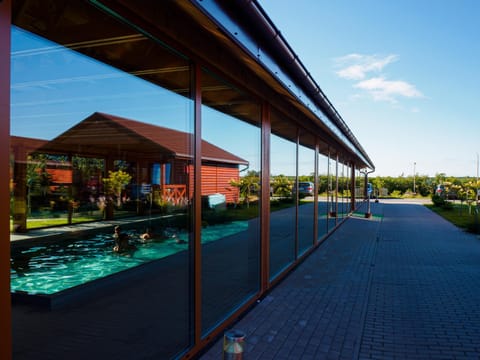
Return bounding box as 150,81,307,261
344,163,350,216
298,142,315,255
11,5,193,358
347,164,352,214
344,162,350,217
359,169,365,210
340,161,346,218
357,169,362,210
338,161,344,219
318,152,329,239
269,133,296,280
327,153,338,229
200,69,261,334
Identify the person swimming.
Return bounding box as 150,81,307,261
113,225,136,252
139,227,173,242
139,228,155,242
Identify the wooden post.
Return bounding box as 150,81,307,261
0,1,12,359
260,101,271,292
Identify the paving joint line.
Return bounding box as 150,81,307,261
351,204,383,360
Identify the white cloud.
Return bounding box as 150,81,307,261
354,77,423,103
333,53,424,103
334,54,398,80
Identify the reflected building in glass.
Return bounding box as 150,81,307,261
0,1,374,359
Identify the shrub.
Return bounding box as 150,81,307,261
390,190,402,198
431,194,454,210
431,194,445,207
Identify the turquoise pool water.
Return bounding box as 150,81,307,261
11,221,248,295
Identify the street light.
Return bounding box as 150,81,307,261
360,168,375,218
476,153,479,202
413,162,416,194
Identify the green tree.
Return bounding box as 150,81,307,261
414,175,433,197
102,170,132,207
371,177,384,197
230,171,260,208
26,154,51,214
435,172,446,186
318,175,329,194
271,175,292,198
73,156,104,189
299,173,314,182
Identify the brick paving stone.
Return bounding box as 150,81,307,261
200,201,480,359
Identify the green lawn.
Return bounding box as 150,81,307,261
426,203,480,233
11,215,100,231
11,197,320,231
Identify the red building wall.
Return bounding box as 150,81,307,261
201,163,239,204
184,162,240,204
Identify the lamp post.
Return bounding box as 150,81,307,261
413,162,416,195
360,168,375,218
476,153,479,202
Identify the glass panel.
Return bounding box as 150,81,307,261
327,154,338,230
318,151,329,239
200,69,261,334
345,163,351,215
298,139,315,255
269,120,296,280
11,3,193,358
349,165,353,213
339,161,346,219
344,163,350,217
358,169,364,209
353,169,356,210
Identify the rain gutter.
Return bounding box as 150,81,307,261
192,0,374,170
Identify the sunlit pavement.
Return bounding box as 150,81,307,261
200,200,480,359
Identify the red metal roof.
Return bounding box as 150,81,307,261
10,135,48,153
38,112,249,166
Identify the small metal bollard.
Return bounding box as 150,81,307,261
223,329,245,359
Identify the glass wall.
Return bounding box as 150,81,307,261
11,3,193,358
318,150,329,239
344,163,352,216
200,69,261,334
298,137,315,255
339,161,350,218
327,153,338,230
5,2,373,359
356,168,365,211
269,129,296,280
339,161,345,219
348,164,353,214
360,169,365,209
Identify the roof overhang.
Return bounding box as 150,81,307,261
12,0,373,169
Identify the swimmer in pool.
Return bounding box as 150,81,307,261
113,225,136,252
139,228,154,242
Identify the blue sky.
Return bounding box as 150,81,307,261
260,0,480,177
11,3,480,178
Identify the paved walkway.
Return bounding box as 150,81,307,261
200,200,480,359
